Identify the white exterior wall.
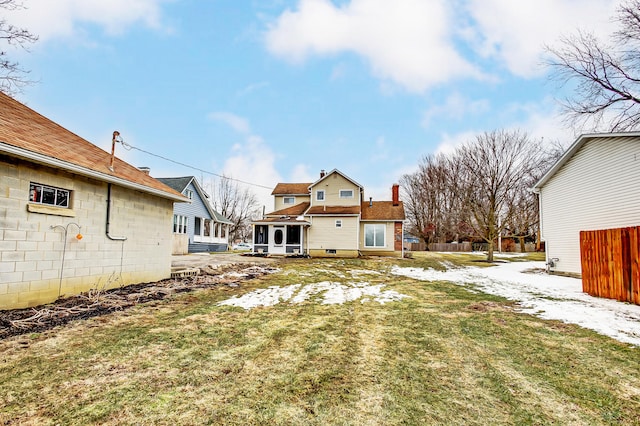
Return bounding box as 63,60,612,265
0,159,174,309
359,221,396,253
274,194,310,212
311,174,360,207
539,136,640,275
307,216,359,250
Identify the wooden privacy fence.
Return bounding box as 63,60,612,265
580,227,640,304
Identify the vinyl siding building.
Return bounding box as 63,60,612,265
533,132,640,275
252,169,405,257
157,176,232,254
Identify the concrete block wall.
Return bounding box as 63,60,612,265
0,157,174,309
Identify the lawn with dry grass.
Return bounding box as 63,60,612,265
1,252,639,425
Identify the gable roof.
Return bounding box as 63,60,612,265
156,176,233,225
266,201,310,217
271,183,312,195
533,132,640,192
0,92,186,202
361,201,406,221
156,176,195,194
309,169,363,190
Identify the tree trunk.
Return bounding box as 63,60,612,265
487,240,494,262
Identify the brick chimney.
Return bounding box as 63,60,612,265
392,184,399,206
320,169,326,178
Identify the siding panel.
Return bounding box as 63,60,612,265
541,137,640,274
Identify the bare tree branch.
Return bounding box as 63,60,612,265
546,0,640,132
0,0,38,94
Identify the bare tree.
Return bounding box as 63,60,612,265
0,0,38,94
210,176,260,243
457,130,545,262
547,0,640,131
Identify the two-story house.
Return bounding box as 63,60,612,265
252,169,405,257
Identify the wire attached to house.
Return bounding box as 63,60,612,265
117,139,273,190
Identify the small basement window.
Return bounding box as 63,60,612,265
30,182,70,208
335,220,342,228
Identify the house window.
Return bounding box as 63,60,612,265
204,219,211,236
185,189,193,200
339,189,353,198
283,197,295,205
30,183,70,208
194,217,202,235
364,224,385,247
335,220,342,228
173,214,187,234
316,190,325,201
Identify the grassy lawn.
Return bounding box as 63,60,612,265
1,252,639,425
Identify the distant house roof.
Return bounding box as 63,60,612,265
271,183,312,195
532,132,640,192
0,92,186,202
361,201,406,221
156,176,233,225
266,202,310,217
306,205,361,215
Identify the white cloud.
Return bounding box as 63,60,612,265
209,112,252,135
465,0,618,77
264,0,485,92
422,93,490,128
4,0,169,42
289,164,315,182
222,129,282,211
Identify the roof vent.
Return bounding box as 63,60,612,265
138,166,150,175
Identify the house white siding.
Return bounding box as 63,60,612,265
311,174,360,207
0,159,174,309
274,195,310,211
539,136,640,275
307,216,359,251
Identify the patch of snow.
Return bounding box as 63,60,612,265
391,261,640,347
218,281,409,310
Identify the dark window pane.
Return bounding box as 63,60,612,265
274,229,283,245
56,189,69,207
42,187,55,205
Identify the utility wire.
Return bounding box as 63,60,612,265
119,139,274,190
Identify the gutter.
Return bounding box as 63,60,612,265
106,183,127,241
0,142,189,203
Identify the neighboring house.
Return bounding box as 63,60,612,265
533,132,640,275
0,92,188,309
156,176,233,254
252,169,405,257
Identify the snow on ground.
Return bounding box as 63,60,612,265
392,261,640,347
217,280,410,310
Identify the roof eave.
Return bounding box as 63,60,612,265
533,131,640,191
1,142,190,203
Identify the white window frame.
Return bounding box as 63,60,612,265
335,219,342,228
173,214,188,234
316,190,325,201
29,182,70,208
185,189,193,200
339,189,354,199
283,196,295,205
364,223,385,248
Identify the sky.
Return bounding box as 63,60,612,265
4,0,621,210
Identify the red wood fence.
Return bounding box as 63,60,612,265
580,227,640,304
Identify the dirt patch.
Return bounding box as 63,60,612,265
0,263,279,340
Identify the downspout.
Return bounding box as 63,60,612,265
106,183,127,241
